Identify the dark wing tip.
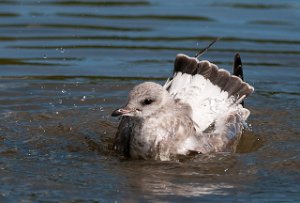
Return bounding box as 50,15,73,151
233,53,244,81
174,54,198,74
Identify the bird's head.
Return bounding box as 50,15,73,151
112,82,171,118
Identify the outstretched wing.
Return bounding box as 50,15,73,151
163,54,254,133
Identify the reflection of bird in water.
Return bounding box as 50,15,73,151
112,43,254,161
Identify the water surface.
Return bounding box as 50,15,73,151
0,0,300,202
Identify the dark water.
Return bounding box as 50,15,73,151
1,0,300,202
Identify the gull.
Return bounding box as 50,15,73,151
111,52,254,160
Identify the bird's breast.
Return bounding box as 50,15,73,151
129,116,175,159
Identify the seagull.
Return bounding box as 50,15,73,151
112,51,254,161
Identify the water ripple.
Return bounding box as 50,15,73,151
57,13,215,21
0,23,150,31
8,44,300,55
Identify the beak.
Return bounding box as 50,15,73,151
111,107,135,117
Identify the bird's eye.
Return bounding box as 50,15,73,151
142,98,154,106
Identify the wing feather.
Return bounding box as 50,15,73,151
164,54,254,132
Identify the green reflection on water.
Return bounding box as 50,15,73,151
213,3,291,9
0,13,19,17
0,58,78,66
0,0,150,6
57,13,214,22
47,1,150,7
0,23,150,31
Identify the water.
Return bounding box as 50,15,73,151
0,0,300,202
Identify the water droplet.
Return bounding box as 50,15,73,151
55,112,59,115
39,125,46,133
56,47,65,53
61,89,66,94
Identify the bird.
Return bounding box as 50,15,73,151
111,52,254,161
